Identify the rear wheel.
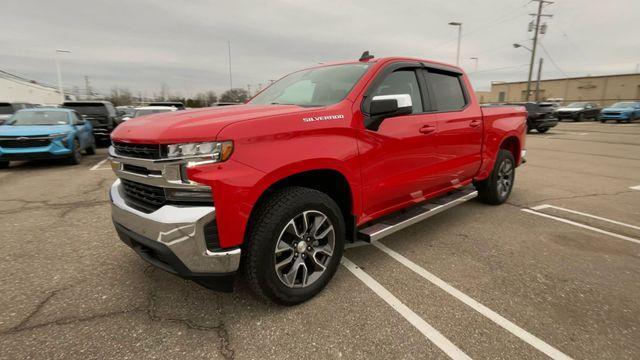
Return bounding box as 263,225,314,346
0,161,9,169
475,149,515,205
85,137,96,155
244,187,345,305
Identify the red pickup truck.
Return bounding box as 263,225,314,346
109,55,526,304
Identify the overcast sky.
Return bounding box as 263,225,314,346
3,0,639,97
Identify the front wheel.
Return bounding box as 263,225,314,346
0,161,9,169
475,149,515,205
66,138,82,165
244,187,345,305
576,113,584,122
537,127,549,133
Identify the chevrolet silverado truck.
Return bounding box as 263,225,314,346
109,55,526,305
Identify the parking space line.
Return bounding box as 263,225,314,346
531,204,640,231
630,185,640,191
90,158,109,171
371,242,573,360
341,257,472,360
522,209,640,245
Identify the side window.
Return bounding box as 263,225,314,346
73,112,84,124
371,70,423,113
426,70,467,111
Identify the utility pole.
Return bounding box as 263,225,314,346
535,57,544,102
470,57,479,72
227,40,233,91
448,22,463,66
525,0,553,102
84,75,92,99
55,49,72,103
246,84,251,97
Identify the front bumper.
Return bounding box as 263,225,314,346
531,117,558,129
599,113,630,120
110,179,241,275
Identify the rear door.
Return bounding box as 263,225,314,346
358,62,443,218
423,67,483,185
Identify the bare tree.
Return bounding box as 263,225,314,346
220,88,249,103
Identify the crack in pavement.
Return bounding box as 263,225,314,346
2,269,235,360
0,199,107,216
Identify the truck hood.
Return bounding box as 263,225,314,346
0,124,74,137
111,104,312,144
556,107,583,112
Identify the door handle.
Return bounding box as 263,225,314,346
419,124,436,134
469,119,482,128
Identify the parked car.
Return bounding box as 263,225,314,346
598,101,640,123
0,102,35,125
554,102,600,121
147,101,185,110
62,101,118,141
115,106,136,125
119,106,178,122
0,108,95,168
109,55,527,304
508,102,558,133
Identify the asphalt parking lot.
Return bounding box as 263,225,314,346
1,121,639,360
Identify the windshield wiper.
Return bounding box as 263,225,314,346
270,102,296,105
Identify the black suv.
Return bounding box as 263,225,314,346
0,102,35,125
63,101,117,141
508,102,558,133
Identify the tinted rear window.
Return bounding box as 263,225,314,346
0,104,14,115
427,71,466,111
64,103,108,115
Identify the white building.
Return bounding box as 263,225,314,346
0,70,75,104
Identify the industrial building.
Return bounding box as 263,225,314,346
0,70,73,104
476,72,640,105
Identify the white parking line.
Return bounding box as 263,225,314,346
341,257,471,360
630,185,640,191
371,242,573,360
531,204,640,231
522,209,640,245
90,158,109,171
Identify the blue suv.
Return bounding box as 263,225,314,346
599,101,640,123
0,108,96,168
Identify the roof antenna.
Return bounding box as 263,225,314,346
359,51,374,62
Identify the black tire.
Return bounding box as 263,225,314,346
575,113,583,122
66,138,82,165
85,138,96,155
244,186,345,305
0,161,9,169
600,119,606,123
537,127,549,133
475,149,515,205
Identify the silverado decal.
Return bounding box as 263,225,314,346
303,114,345,122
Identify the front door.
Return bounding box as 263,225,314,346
357,63,443,219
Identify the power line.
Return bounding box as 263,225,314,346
467,63,529,75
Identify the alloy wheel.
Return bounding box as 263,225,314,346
274,210,335,288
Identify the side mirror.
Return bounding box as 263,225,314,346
365,94,413,131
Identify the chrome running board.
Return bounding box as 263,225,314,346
357,186,478,242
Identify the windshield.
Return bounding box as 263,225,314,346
566,102,587,108
611,102,636,108
65,104,108,115
134,109,173,117
0,104,14,115
249,63,371,107
7,111,69,125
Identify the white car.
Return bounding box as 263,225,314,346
121,106,177,121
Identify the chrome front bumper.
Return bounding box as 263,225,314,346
110,179,241,274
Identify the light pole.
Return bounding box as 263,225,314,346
55,49,72,103
514,44,544,102
448,22,462,66
470,57,479,72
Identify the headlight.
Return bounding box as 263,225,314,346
49,132,71,139
167,141,233,162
